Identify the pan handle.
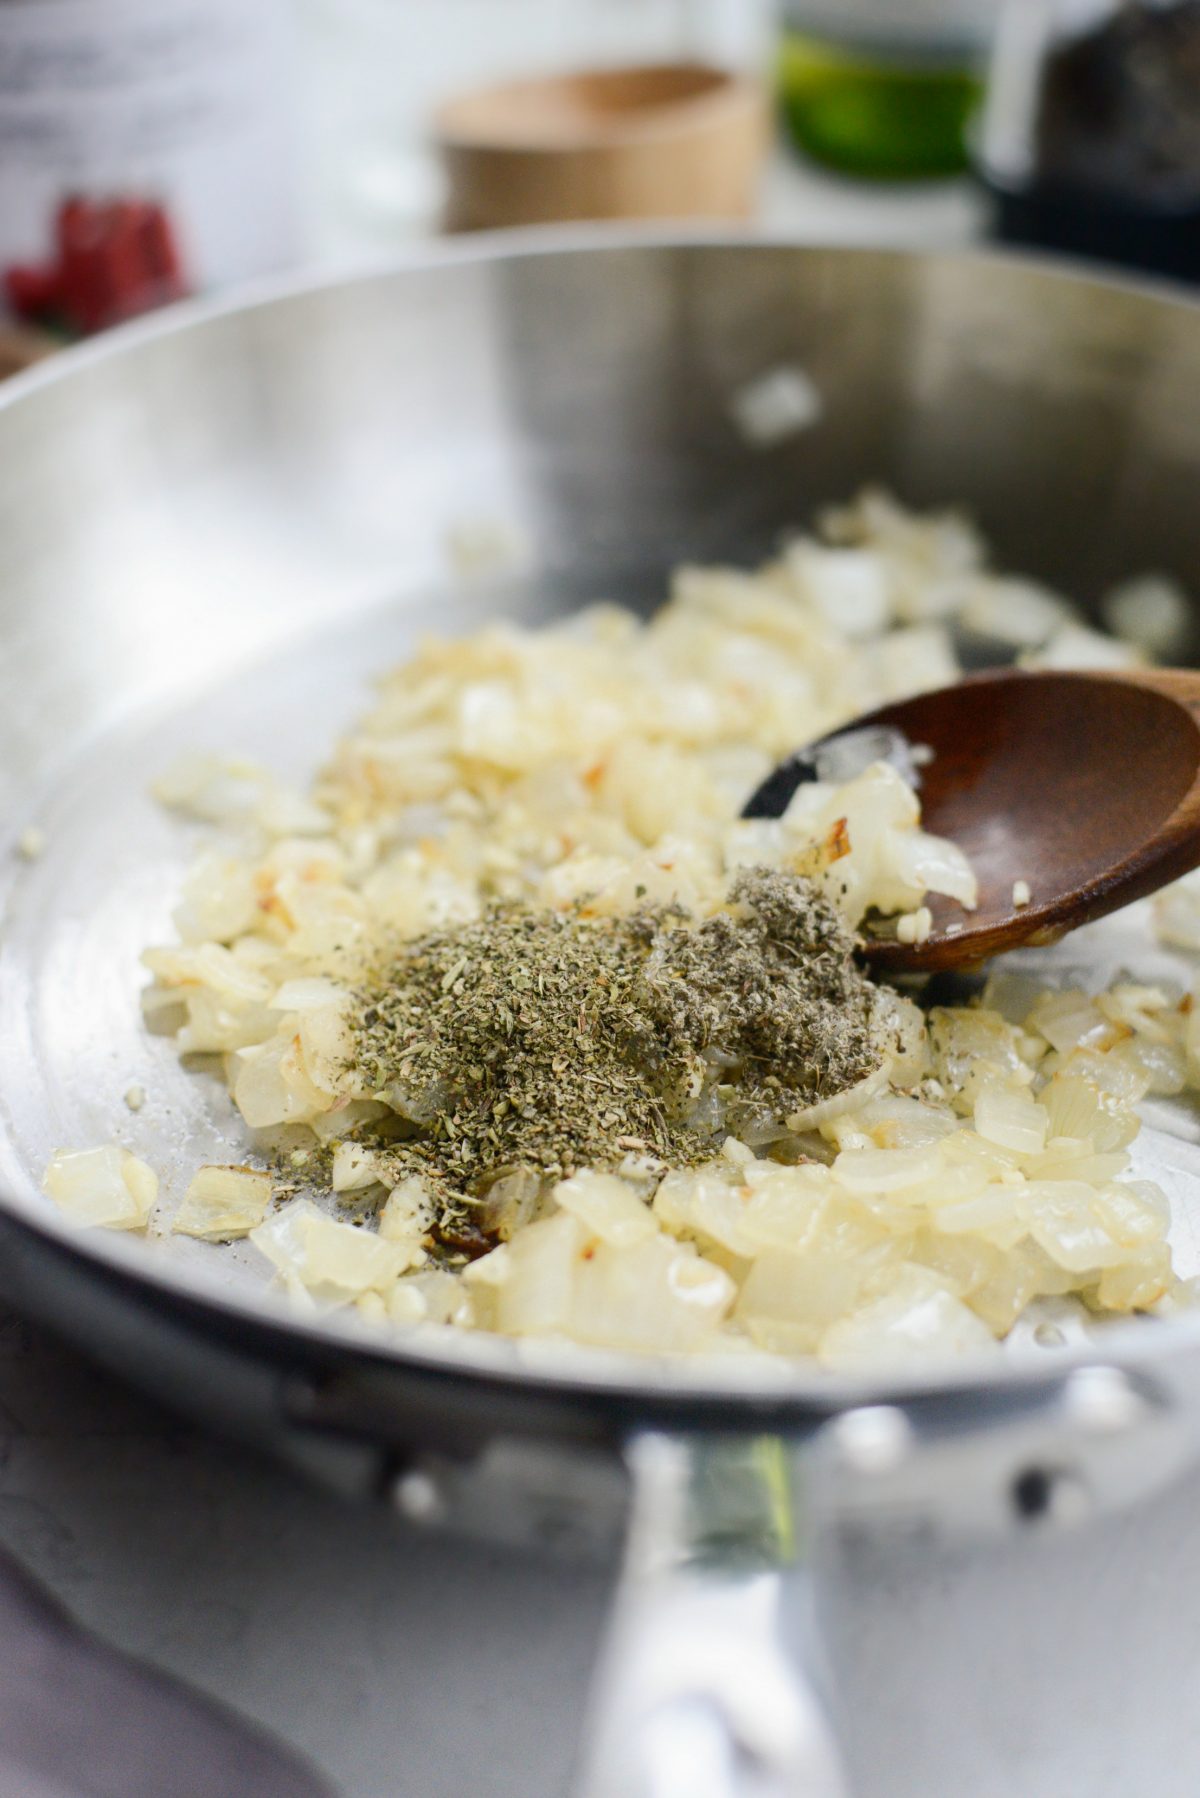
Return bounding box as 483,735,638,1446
572,1430,848,1798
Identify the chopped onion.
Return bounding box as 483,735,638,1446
42,1145,157,1231
552,1171,657,1248
479,1165,542,1241
378,1177,435,1243
330,1142,382,1193
250,1197,421,1301
819,1266,998,1369
270,978,350,1013
173,1165,273,1241
931,1186,1025,1248
1026,990,1113,1054
974,1085,1048,1156
786,1063,889,1132
568,1237,734,1352
832,1143,944,1195
493,1212,584,1338
1017,1182,1125,1274
736,1240,893,1356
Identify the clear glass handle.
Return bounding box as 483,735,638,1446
573,1431,848,1798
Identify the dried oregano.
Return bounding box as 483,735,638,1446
337,867,884,1249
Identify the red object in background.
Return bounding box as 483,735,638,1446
3,195,189,337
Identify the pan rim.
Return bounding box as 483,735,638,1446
3,226,1200,1423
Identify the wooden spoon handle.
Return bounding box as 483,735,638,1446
1019,666,1200,923
1112,666,1200,716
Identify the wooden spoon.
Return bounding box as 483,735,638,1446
741,668,1200,974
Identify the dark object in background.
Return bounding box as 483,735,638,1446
5,196,189,340
980,0,1200,282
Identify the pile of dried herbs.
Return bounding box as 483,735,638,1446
338,867,883,1251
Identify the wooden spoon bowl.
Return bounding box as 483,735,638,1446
810,669,1200,973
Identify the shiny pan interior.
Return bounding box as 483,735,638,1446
2,234,1200,1441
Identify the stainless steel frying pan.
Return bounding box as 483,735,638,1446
5,235,1200,1797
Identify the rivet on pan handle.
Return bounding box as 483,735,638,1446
572,1431,848,1798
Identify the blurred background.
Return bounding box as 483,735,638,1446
1,10,1199,1798
1,0,1199,372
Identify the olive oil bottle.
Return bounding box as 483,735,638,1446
779,2,991,179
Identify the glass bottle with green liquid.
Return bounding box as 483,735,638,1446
780,0,994,179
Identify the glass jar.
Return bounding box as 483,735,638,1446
779,0,994,179
0,0,299,336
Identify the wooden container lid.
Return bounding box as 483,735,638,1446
435,62,769,232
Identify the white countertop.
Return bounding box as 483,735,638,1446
0,1307,613,1797
11,1287,1200,1798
